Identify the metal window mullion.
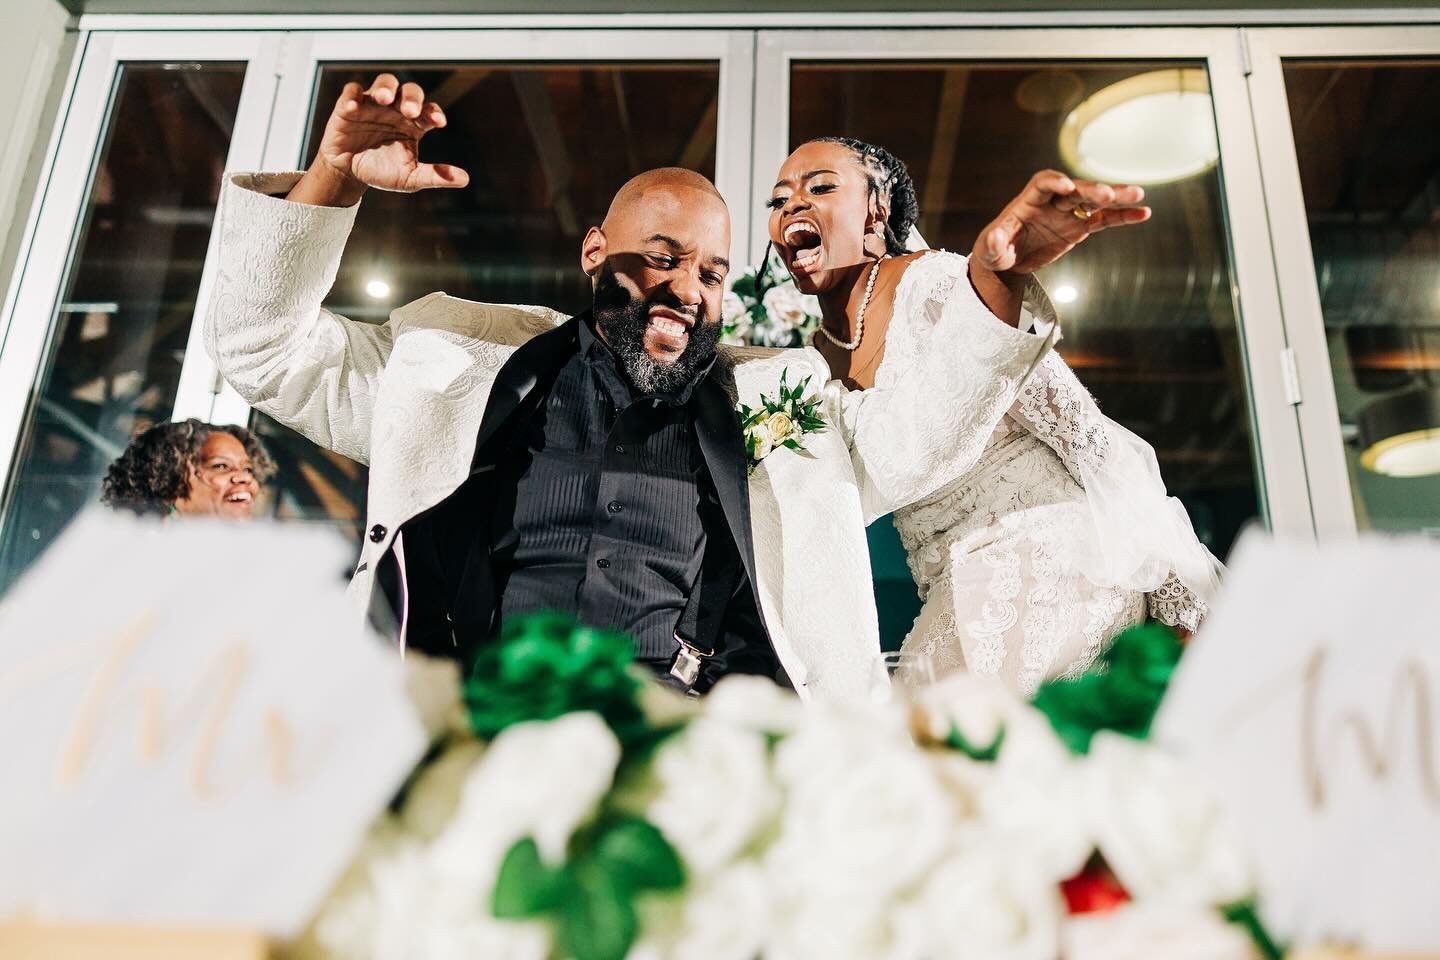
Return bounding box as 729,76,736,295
0,32,119,542
1243,25,1440,539
171,32,288,426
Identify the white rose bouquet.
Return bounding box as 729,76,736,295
295,619,1283,960
721,249,822,347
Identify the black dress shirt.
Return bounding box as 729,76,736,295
390,314,785,692
492,320,712,657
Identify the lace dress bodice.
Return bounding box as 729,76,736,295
876,251,1219,634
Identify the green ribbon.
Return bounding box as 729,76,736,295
463,612,649,748
1030,622,1184,754
493,815,685,960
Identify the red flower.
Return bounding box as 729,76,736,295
1060,858,1131,914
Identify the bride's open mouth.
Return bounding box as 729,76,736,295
783,219,824,272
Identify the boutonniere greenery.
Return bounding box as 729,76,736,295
738,368,827,472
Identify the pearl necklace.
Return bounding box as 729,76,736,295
816,257,883,352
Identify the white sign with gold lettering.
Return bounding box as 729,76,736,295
1156,532,1440,952
0,510,426,937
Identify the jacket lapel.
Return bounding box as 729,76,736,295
469,313,583,472
693,375,757,590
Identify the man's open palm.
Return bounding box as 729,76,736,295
316,73,469,193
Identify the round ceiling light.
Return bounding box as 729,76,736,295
1060,69,1219,186
1357,388,1440,478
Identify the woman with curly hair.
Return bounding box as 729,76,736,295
101,419,275,519
766,137,1220,693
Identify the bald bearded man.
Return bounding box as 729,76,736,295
206,73,886,699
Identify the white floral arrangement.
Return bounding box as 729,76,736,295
721,250,823,348
289,621,1277,960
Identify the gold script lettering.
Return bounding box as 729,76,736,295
0,612,309,798
1300,648,1440,810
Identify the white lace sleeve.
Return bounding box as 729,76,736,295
1008,350,1223,624
835,251,1056,524
206,171,392,466
1146,571,1210,633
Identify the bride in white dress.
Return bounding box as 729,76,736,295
768,137,1222,694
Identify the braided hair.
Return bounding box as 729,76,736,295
808,136,919,256
101,418,275,516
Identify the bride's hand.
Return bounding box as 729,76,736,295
970,170,1150,277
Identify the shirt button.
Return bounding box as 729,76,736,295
368,524,387,543
607,500,623,514
596,557,611,570
613,443,626,454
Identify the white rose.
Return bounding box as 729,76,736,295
765,411,795,445
645,717,780,875
1062,902,1260,960
398,738,486,840
629,860,772,960
636,678,702,729
721,289,749,324
765,894,919,960
311,838,551,960
703,674,802,738
427,712,620,899
762,282,821,329
403,653,465,740
896,842,1064,960
721,290,752,345
915,674,1093,881
767,701,955,904
752,314,797,348
912,672,1025,750
747,419,774,460
1083,731,1253,906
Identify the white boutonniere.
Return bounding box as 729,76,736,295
738,369,828,473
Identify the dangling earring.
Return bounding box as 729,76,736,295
863,225,889,261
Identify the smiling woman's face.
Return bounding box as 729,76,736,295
173,432,259,520
767,140,878,295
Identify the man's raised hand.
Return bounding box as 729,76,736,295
289,74,470,207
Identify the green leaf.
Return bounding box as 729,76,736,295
592,817,686,892
464,613,647,745
1220,900,1286,960
945,723,1007,762
1030,622,1183,754
492,837,564,918
559,858,640,960
781,438,802,451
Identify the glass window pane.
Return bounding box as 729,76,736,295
0,63,246,594
1282,60,1440,533
256,62,722,536
789,61,1261,646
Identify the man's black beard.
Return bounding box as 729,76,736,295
593,263,723,396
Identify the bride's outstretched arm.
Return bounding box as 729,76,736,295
1007,350,1222,630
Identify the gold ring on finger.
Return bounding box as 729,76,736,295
1072,205,1093,221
